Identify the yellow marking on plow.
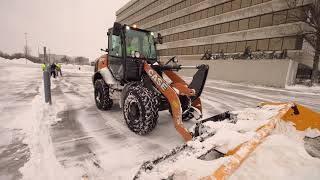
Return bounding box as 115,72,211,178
201,103,320,180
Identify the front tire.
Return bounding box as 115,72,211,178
94,79,113,110
123,85,159,135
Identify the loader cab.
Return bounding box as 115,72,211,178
107,22,160,82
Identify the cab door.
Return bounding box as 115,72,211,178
108,33,124,81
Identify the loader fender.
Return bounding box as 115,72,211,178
93,67,120,86
99,67,119,85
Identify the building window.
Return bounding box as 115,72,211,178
257,39,270,50
183,31,188,40
206,26,214,36
208,7,215,17
260,14,273,27
287,8,303,23
252,0,263,5
214,24,221,34
221,22,230,33
186,46,192,55
241,0,251,8
201,9,208,19
246,40,257,51
184,15,191,24
227,42,237,53
192,46,199,54
236,41,247,52
179,32,184,40
215,4,223,15
229,21,239,32
223,2,232,13
200,28,207,37
282,36,297,50
199,45,205,54
205,44,212,52
238,19,249,30
195,11,202,21
212,44,219,53
232,0,241,10
269,38,283,51
249,16,260,29
188,30,194,39
273,10,287,25
219,43,228,53
193,29,200,38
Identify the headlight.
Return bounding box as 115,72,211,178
134,51,140,58
131,51,135,57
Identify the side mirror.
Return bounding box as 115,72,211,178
113,22,122,36
157,33,163,44
100,49,109,53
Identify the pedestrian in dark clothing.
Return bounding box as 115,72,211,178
51,63,57,78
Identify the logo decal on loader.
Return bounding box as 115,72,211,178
147,69,169,91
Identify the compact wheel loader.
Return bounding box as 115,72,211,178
93,22,209,141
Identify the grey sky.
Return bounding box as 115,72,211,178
0,0,129,61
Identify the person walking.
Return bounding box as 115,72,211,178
41,63,47,71
56,63,62,76
51,63,57,78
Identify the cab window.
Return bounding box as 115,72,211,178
110,35,122,57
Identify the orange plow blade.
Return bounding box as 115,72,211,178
202,103,320,180
134,103,320,180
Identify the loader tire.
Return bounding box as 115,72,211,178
123,85,159,135
94,79,113,110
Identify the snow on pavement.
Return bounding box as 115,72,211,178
0,58,319,180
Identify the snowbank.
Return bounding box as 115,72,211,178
18,84,82,180
0,57,34,64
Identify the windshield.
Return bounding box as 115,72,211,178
125,29,157,59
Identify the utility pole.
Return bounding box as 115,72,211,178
44,47,47,63
48,48,51,64
24,32,28,64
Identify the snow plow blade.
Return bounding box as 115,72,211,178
133,103,320,180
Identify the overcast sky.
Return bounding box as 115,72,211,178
0,0,129,61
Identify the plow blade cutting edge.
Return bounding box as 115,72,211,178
133,102,320,180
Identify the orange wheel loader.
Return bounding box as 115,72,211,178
92,22,209,141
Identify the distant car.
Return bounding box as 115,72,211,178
90,61,95,66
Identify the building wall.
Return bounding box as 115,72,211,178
116,0,314,86
177,59,298,87
116,0,310,58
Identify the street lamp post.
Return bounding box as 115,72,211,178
24,32,28,64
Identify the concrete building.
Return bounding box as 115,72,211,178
116,0,318,87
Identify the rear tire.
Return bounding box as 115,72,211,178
123,85,159,135
94,79,113,110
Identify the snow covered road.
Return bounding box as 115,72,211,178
0,59,319,180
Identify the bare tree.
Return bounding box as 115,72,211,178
286,0,320,85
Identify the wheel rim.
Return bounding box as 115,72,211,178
128,102,140,120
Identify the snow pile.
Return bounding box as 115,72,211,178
138,105,320,180
0,57,34,64
18,84,82,180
